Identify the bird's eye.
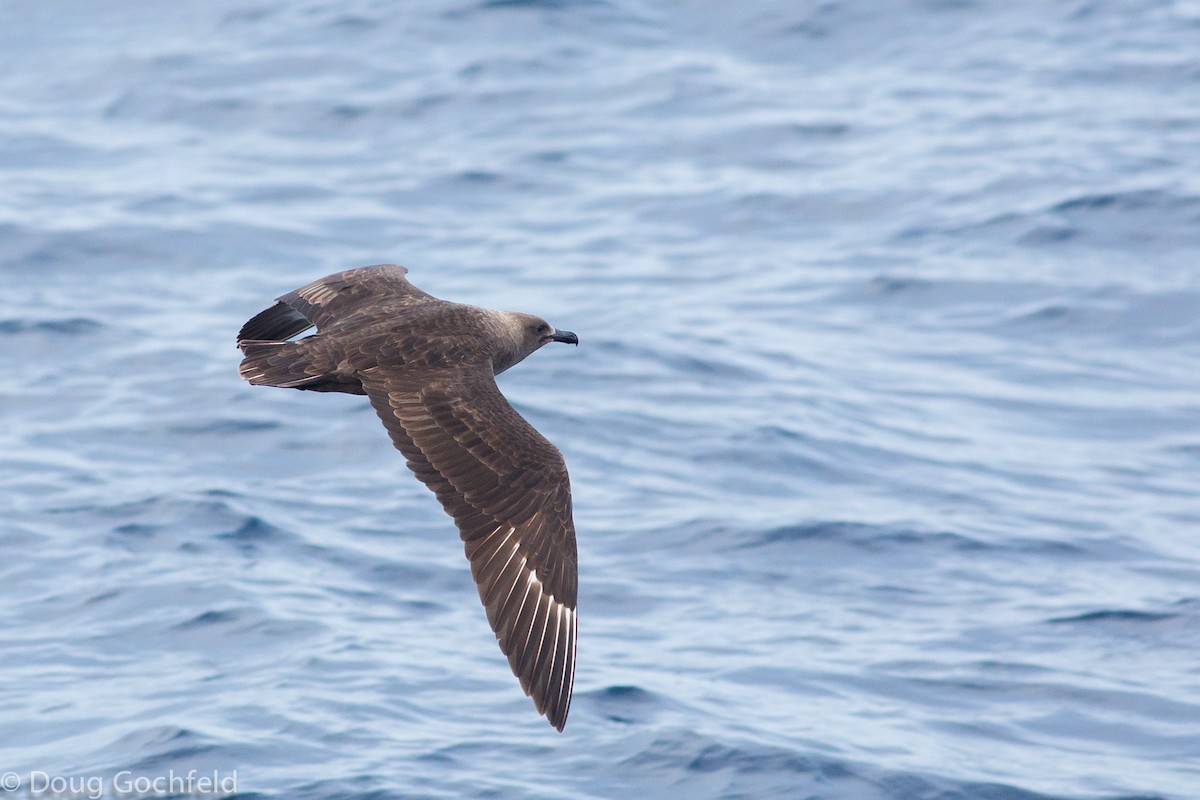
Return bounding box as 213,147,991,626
536,324,550,334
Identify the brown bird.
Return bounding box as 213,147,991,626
236,264,579,730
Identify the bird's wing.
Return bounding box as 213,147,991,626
237,264,436,343
360,363,578,731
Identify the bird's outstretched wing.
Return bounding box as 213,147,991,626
237,264,436,343
360,364,578,731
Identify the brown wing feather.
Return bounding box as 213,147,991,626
238,264,436,343
360,365,578,731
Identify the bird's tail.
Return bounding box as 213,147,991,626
237,294,366,395
238,337,366,394
237,340,324,388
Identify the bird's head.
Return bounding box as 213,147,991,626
528,316,579,348
492,311,578,374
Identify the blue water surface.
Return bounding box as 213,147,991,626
2,1,1199,798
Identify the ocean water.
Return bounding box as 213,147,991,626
2,1,1199,798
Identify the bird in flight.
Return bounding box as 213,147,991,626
237,264,579,730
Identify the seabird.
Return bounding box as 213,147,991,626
236,264,580,731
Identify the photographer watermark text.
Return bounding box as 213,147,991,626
0,769,237,799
